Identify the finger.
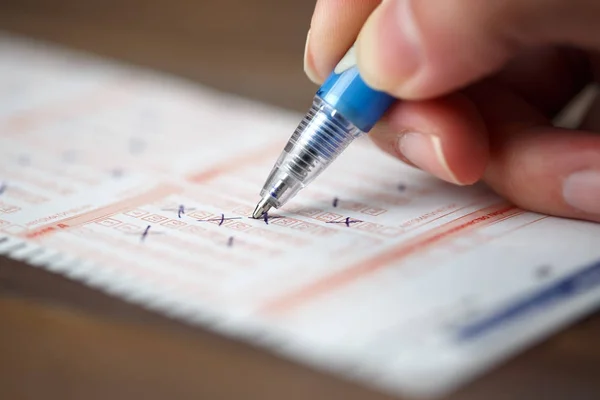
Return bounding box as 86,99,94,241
305,0,381,84
369,92,489,185
356,0,600,100
465,82,600,222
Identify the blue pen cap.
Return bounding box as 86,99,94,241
316,62,395,132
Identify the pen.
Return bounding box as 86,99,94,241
252,46,396,218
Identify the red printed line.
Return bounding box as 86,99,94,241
483,215,549,243
402,203,473,233
22,183,181,240
260,203,523,316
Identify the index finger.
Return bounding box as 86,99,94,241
305,0,381,84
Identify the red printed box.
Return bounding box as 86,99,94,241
361,207,387,216
161,219,187,229
115,223,142,233
188,210,213,220
296,208,322,217
271,217,300,227
95,218,122,227
291,221,319,232
314,212,344,222
124,209,149,218
207,216,227,225
181,225,208,236
251,228,283,240
354,222,384,233
141,214,168,223
226,221,253,231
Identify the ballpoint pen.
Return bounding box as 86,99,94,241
252,46,396,219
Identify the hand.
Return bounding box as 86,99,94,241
304,0,600,222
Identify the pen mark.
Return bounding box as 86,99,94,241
259,212,285,225
0,182,6,195
327,217,361,227
127,225,164,242
162,205,196,218
227,236,234,247
125,226,164,239
398,184,407,192
141,225,151,242
332,197,339,207
110,168,124,178
197,214,242,226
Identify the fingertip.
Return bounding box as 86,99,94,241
369,94,489,185
303,29,322,84
483,127,600,223
308,0,381,84
356,0,422,96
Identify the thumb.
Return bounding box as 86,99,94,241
356,0,600,99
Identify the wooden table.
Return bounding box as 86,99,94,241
1,1,599,399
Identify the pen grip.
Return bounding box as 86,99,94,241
317,46,396,132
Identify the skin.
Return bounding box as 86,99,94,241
304,0,600,223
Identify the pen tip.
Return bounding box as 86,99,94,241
252,197,273,219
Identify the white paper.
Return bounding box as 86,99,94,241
1,32,599,398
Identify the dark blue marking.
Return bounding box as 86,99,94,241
178,205,185,219
141,225,151,242
326,217,361,226
197,215,242,225
457,260,600,342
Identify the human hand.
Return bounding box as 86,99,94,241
304,0,600,222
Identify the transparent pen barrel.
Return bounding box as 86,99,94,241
260,96,363,207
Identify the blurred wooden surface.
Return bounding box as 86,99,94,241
1,1,600,399
0,0,317,112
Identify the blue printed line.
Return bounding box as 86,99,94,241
457,259,600,342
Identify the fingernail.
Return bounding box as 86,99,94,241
357,0,421,91
303,29,320,84
398,132,460,184
563,170,600,215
